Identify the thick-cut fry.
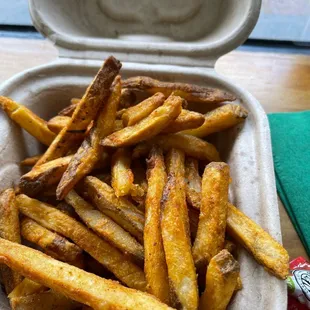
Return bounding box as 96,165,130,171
193,162,230,268
0,96,56,146
9,278,47,299
0,238,171,310
16,195,146,290
56,76,121,200
19,155,73,197
101,94,183,147
21,217,83,263
200,250,240,310
122,76,236,103
65,190,144,263
122,92,165,126
182,104,249,137
119,88,136,109
36,56,121,166
144,146,170,304
185,157,201,209
162,109,204,134
227,203,289,279
20,154,42,167
58,102,78,117
0,189,23,294
133,133,220,162
161,149,198,310
47,115,71,134
111,148,134,197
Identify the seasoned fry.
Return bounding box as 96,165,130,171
0,189,23,294
56,76,121,200
182,104,248,137
122,92,165,126
16,194,146,290
200,250,240,310
84,176,144,243
111,148,134,197
0,96,56,146
20,154,42,167
133,133,220,162
144,147,170,304
9,278,47,299
119,88,136,109
161,149,198,310
0,238,171,310
122,76,236,103
227,203,289,279
58,101,78,117
47,115,71,134
36,56,121,166
162,109,204,134
21,217,83,263
193,162,230,268
19,155,73,197
65,190,144,263
101,94,183,147
185,157,201,209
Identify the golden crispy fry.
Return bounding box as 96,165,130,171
193,162,230,268
58,102,78,117
21,217,83,263
56,76,121,200
20,154,42,167
111,148,134,197
200,250,240,310
19,155,73,197
185,157,201,209
84,176,144,243
182,104,248,137
36,56,121,166
161,149,198,310
16,194,146,290
122,93,165,126
162,109,204,134
0,189,23,294
0,239,171,310
9,278,47,299
227,203,289,279
122,76,236,103
10,290,81,310
47,115,71,134
65,190,144,264
133,133,220,162
0,96,56,146
144,146,170,304
119,88,136,109
101,94,183,147
114,119,124,131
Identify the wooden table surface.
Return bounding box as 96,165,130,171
0,37,309,260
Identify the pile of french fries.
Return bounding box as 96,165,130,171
0,56,289,310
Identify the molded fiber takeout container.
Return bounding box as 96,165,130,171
0,0,287,309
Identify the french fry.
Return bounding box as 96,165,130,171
122,76,236,103
47,115,71,134
182,104,248,137
111,148,134,197
133,133,220,162
56,76,121,200
19,155,73,197
192,162,230,268
36,56,121,166
0,238,172,310
200,250,240,310
122,92,165,126
119,88,136,109
21,217,83,264
0,96,56,146
9,278,47,299
20,154,42,167
162,109,205,134
185,157,201,210
84,176,144,243
57,101,78,117
0,189,23,294
161,149,198,310
114,119,124,131
65,190,144,264
101,94,183,147
16,194,146,290
227,203,289,279
144,146,170,304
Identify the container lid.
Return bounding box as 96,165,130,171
29,0,261,67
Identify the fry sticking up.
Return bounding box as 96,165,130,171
185,157,201,210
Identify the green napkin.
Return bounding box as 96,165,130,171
268,111,310,256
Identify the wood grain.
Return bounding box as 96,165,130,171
0,37,309,260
